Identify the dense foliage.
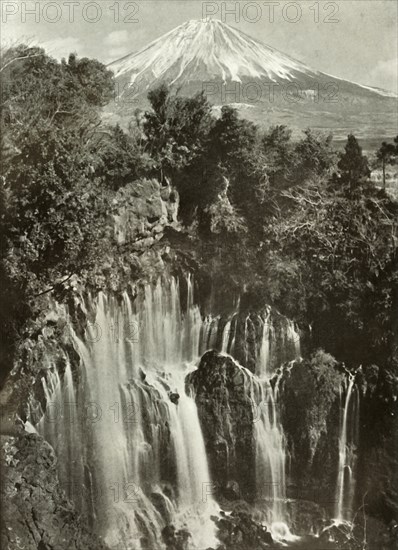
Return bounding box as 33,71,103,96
1,46,114,377
1,46,397,398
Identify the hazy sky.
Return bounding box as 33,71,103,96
2,0,398,92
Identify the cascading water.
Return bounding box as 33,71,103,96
335,375,360,522
28,275,306,547
31,276,218,550
200,315,220,354
253,322,300,540
256,312,301,379
221,318,232,354
250,376,287,523
258,312,271,379
201,306,301,535
202,310,300,376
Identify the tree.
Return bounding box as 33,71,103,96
294,129,335,183
143,85,213,182
376,139,397,189
1,47,114,134
92,124,145,190
261,125,295,188
209,105,257,163
207,106,268,228
0,46,115,378
337,134,370,190
271,179,398,367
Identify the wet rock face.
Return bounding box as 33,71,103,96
212,510,273,550
286,499,328,536
186,351,255,500
0,433,110,550
161,524,191,550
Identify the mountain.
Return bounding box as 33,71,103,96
107,19,397,141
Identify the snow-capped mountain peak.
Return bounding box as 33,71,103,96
106,18,397,141
108,18,318,85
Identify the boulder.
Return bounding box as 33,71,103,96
212,510,273,549
161,524,191,550
169,392,180,405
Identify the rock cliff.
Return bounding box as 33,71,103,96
0,433,110,550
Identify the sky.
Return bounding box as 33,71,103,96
1,0,398,92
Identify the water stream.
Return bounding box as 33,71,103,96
335,375,360,522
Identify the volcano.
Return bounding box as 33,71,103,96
108,19,397,141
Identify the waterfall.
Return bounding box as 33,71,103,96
200,315,219,354
200,306,301,532
257,313,301,379
220,313,238,355
197,302,293,529
29,275,305,546
335,375,360,522
253,317,300,540
221,319,232,353
251,377,287,523
258,311,271,378
221,357,295,540
32,276,217,550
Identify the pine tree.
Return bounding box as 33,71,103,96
338,134,370,190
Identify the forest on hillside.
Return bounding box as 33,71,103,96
1,46,397,380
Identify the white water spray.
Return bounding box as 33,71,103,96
33,276,218,550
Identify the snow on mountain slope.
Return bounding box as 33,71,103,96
108,19,319,85
108,19,396,99
105,18,397,140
